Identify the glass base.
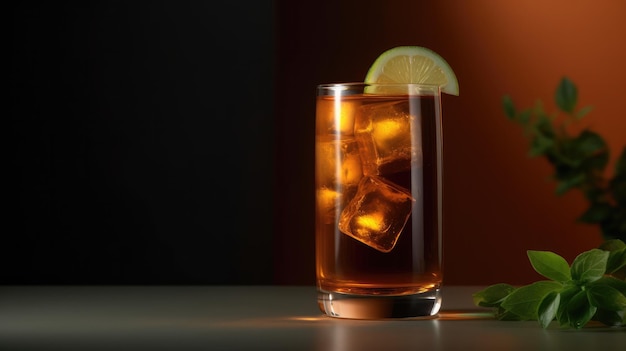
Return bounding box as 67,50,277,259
317,288,442,319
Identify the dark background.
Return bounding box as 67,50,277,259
8,1,275,284
9,1,624,286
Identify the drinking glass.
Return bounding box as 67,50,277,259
315,82,443,319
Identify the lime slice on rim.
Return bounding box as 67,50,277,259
365,46,459,96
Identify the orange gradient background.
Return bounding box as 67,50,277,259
274,0,626,286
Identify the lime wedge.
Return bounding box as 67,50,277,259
365,46,459,96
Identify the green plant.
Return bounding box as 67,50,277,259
502,77,626,242
473,239,626,329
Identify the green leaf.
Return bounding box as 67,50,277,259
472,283,516,307
589,276,626,295
502,95,516,119
529,133,554,157
537,291,560,328
598,239,626,252
534,114,554,137
500,281,563,320
495,306,523,321
578,203,612,224
473,242,626,329
605,247,626,275
527,250,571,282
570,248,610,284
613,249,626,275
555,77,577,113
587,284,626,311
575,105,593,119
572,130,609,172
554,174,585,195
556,285,581,326
593,308,625,327
582,151,610,173
564,289,596,329
574,130,607,160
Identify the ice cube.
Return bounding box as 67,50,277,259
316,97,360,136
355,100,422,175
315,137,363,189
338,175,415,253
316,137,364,224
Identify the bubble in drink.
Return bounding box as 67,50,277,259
338,175,415,253
355,100,422,176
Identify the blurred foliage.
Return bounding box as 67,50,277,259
502,77,625,242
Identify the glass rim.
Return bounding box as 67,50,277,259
317,82,441,96
317,82,441,88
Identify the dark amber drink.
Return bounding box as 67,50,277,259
315,83,443,319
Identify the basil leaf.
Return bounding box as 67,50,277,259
599,238,626,274
587,285,626,311
564,289,596,329
501,281,562,320
537,291,560,328
570,248,609,284
474,240,626,328
495,306,523,321
472,283,516,308
527,250,571,282
607,247,626,275
598,239,626,252
589,275,626,295
593,308,625,327
556,285,581,326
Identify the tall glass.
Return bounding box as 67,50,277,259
315,83,444,319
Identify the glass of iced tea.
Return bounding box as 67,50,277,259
315,82,443,319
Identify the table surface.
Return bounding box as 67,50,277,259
1,285,624,351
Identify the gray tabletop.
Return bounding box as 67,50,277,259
0,285,624,350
